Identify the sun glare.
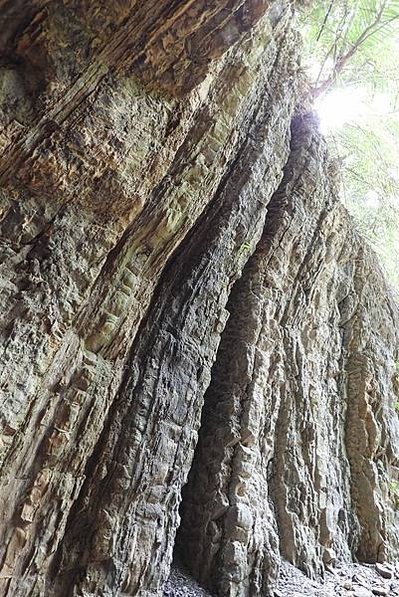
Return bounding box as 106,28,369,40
314,88,367,134
314,87,394,135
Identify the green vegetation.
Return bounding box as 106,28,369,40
389,479,399,507
300,0,399,288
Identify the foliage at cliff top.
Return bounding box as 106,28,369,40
301,0,399,288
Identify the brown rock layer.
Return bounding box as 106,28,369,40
0,1,398,597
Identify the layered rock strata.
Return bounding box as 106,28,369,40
0,1,398,597
1,1,298,594
178,115,399,596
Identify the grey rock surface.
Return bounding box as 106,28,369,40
0,1,398,596
177,114,399,595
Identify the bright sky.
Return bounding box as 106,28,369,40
314,87,393,134
313,85,399,287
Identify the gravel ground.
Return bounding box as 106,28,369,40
276,560,399,596
164,560,399,596
163,562,214,596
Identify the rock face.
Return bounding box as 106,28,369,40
177,116,399,595
0,1,398,596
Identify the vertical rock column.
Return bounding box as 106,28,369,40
178,114,399,596
50,16,301,597
0,1,300,595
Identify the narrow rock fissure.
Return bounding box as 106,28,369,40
170,112,399,597
171,280,243,597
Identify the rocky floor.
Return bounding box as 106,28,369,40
164,560,399,596
163,562,213,596
276,560,399,597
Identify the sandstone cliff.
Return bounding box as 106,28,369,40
0,1,398,596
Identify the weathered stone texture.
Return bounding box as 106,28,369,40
0,1,398,597
178,115,399,595
0,1,299,595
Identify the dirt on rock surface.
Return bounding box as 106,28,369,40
165,560,399,597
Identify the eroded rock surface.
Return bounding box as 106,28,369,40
0,1,398,596
177,114,399,596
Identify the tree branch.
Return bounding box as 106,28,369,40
311,0,399,99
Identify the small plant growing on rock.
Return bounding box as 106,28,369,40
389,479,399,508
